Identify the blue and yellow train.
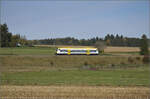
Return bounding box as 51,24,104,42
56,47,99,55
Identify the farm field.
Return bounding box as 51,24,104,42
105,46,141,52
1,0,150,98
0,46,56,55
0,46,150,99
0,54,150,87
1,85,150,99
0,55,146,71
0,46,147,56
1,68,150,86
1,46,149,86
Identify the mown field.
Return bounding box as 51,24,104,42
1,68,150,86
0,46,150,99
0,46,56,55
0,46,144,56
1,86,150,99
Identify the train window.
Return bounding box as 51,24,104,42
60,50,68,52
90,50,96,52
71,50,78,52
81,50,87,52
71,50,87,52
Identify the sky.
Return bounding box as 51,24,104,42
1,0,150,40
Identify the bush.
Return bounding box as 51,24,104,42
136,57,141,60
120,62,125,65
84,61,88,66
50,61,54,66
110,64,115,68
142,55,150,64
128,57,134,63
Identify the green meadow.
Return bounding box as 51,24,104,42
0,46,150,87
1,69,150,86
0,47,56,55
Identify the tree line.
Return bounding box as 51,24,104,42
0,23,149,49
34,34,147,47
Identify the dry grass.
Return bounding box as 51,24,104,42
35,45,140,52
35,45,150,53
104,47,140,52
0,55,144,72
0,85,150,99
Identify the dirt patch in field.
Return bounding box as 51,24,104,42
104,47,140,52
0,85,150,99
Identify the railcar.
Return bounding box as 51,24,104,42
56,47,99,55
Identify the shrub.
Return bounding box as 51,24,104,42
136,57,141,60
142,55,150,64
82,61,90,70
111,64,115,68
84,61,88,66
120,62,125,65
50,61,54,66
128,57,134,63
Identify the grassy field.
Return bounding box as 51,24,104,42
0,55,150,86
0,47,56,55
1,69,150,86
0,55,145,71
0,46,150,98
0,46,144,56
0,46,149,86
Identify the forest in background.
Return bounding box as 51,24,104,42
35,35,142,47
0,23,149,47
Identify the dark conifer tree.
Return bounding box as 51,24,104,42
0,23,12,47
140,34,149,55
